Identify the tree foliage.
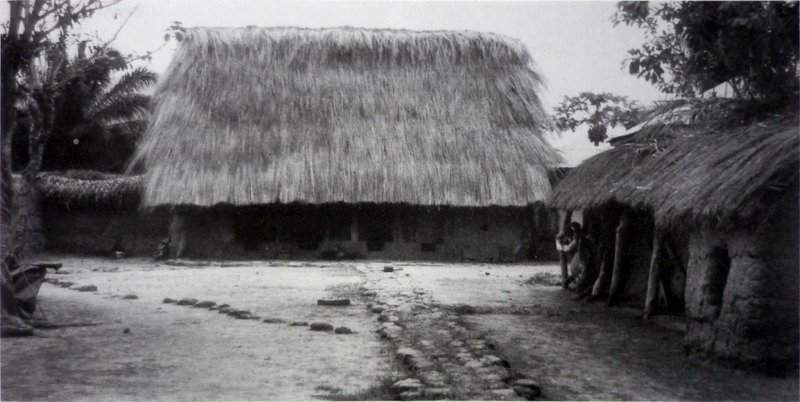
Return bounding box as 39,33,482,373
553,92,642,145
12,46,157,172
614,1,799,102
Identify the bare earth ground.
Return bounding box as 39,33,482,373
2,256,797,400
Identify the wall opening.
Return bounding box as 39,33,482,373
705,244,731,314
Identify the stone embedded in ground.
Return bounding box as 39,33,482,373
370,306,384,313
512,379,539,388
480,367,513,382
122,294,138,300
399,390,422,401
489,389,518,400
194,301,216,308
396,347,420,365
465,359,483,369
211,303,230,311
378,322,402,339
54,270,70,275
123,328,131,334
454,304,477,315
424,387,451,399
309,322,334,331
177,298,198,306
289,321,309,327
228,310,253,319
163,298,177,303
392,378,423,392
419,370,447,387
383,266,394,272
262,318,286,324
363,290,377,297
58,282,74,288
75,285,98,292
317,299,351,306
513,385,541,400
218,307,235,314
334,326,353,334
481,355,510,367
456,352,473,363
378,314,400,323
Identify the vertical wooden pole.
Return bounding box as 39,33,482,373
644,227,663,319
169,209,187,258
590,247,610,298
607,211,630,305
558,210,573,289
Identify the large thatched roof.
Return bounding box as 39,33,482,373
553,107,799,228
133,26,559,207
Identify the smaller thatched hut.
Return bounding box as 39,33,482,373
552,103,799,374
36,172,169,257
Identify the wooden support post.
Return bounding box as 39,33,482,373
590,247,610,298
169,209,186,258
644,227,663,319
558,210,573,289
607,212,630,305
350,214,359,242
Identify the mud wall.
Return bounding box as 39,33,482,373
174,204,559,262
684,187,799,374
43,203,169,257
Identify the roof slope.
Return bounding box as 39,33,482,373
553,110,798,228
133,26,559,207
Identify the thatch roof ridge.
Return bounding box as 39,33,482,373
552,113,799,228
179,25,534,67
135,26,559,207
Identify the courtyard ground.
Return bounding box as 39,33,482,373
1,256,797,400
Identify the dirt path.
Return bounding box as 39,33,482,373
3,257,797,400
2,257,389,400
357,262,798,401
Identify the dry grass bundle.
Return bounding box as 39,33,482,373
37,172,143,205
553,112,799,229
133,26,560,207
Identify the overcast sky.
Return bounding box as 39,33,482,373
5,0,671,165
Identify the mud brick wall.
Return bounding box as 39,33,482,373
43,204,170,257
172,209,246,259
684,187,799,374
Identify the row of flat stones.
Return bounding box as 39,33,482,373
360,266,540,400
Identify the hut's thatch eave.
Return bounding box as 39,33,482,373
553,114,799,228
37,172,143,205
133,26,560,208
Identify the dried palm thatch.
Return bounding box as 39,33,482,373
37,172,143,205
132,26,560,207
553,106,798,228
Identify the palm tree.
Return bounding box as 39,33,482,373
12,47,157,173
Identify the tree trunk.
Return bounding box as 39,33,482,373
644,227,663,319
607,211,630,305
